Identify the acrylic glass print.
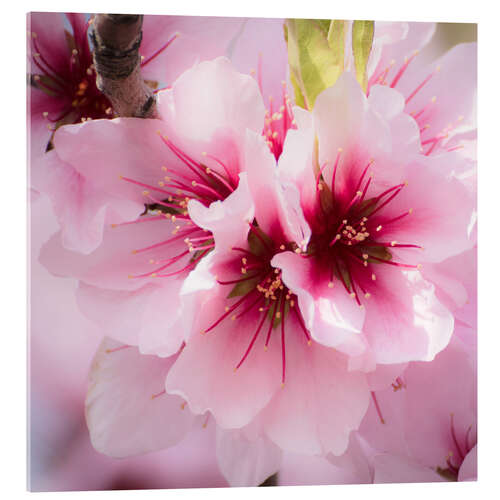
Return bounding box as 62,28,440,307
27,12,477,491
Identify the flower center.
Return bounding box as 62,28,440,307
306,151,421,306
201,224,312,386
29,27,112,129
116,134,238,280
29,23,177,133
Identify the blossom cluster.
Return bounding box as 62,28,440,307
29,13,476,488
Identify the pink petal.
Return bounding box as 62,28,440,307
279,450,370,486
245,130,310,249
458,445,477,481
398,43,477,141
76,282,157,347
277,109,318,220
140,16,245,83
271,251,365,354
158,57,265,148
40,216,188,291
33,151,138,254
229,18,288,104
379,153,475,264
53,118,178,209
325,433,375,484
216,426,282,486
373,454,445,483
363,268,453,364
188,172,254,252
367,22,436,85
86,338,196,458
263,333,370,456
165,284,282,428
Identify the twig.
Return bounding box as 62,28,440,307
90,14,156,118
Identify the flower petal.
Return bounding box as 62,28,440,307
263,333,370,456
86,338,196,458
272,251,365,354
165,284,282,428
216,426,282,487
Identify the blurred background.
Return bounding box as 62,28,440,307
28,19,477,492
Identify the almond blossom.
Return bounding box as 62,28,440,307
359,336,477,482
27,13,245,161
40,57,269,361
275,71,475,369
345,22,476,158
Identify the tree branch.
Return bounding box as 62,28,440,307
90,14,156,118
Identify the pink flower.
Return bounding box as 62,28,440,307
358,336,477,482
28,12,246,165
365,24,476,158
40,57,266,355
274,71,474,369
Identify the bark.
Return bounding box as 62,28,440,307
90,14,156,118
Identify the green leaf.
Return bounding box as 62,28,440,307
352,21,374,93
285,19,346,109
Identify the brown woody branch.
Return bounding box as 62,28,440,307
90,14,156,118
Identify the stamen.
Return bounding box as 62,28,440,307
140,33,178,67
280,292,287,386
371,391,386,424
390,51,418,88
235,309,268,370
